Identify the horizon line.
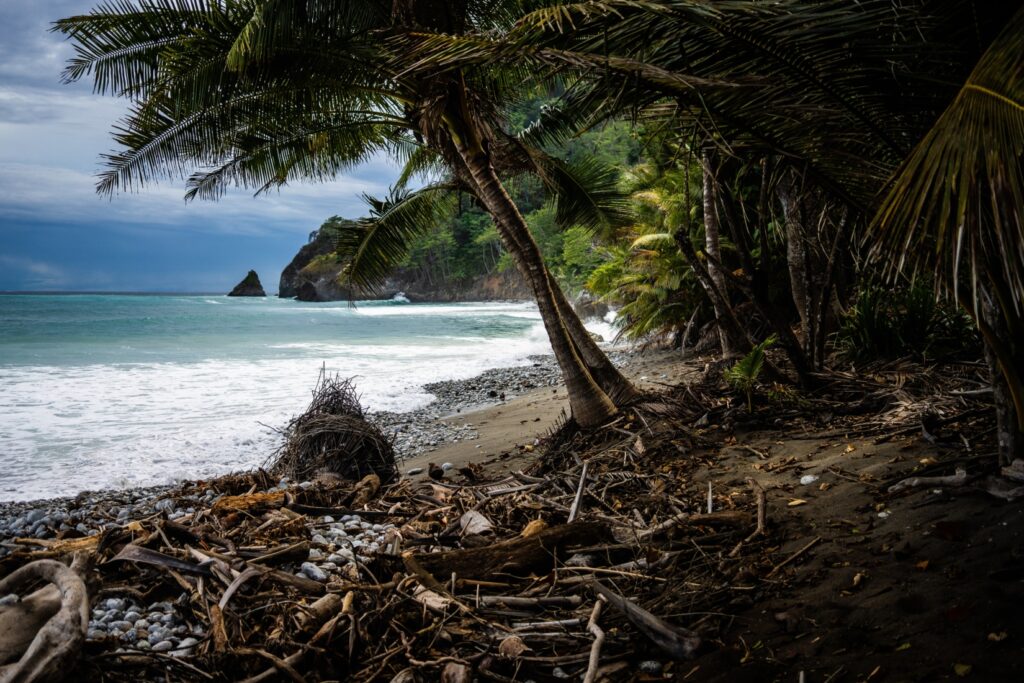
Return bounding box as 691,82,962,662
0,290,281,296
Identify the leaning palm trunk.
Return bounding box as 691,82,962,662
491,212,639,405
450,122,617,426
549,275,641,405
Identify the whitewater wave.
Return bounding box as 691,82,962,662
0,310,554,500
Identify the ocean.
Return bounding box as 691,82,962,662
0,294,610,501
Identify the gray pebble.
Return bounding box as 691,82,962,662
151,640,174,652
300,562,327,582
0,594,19,607
406,467,424,475
26,510,45,524
104,598,126,611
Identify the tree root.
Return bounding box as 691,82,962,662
0,557,90,683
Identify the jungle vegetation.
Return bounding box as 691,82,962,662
57,0,1023,457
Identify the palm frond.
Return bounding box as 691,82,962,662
335,185,458,294
870,7,1024,315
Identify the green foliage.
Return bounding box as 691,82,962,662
837,281,979,362
584,149,706,342
724,335,777,412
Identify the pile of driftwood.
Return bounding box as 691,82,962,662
269,373,397,485
0,401,779,683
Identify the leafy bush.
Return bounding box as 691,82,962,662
837,280,978,361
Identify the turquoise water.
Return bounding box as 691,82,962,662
0,294,592,501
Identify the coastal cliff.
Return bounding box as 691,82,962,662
279,225,531,302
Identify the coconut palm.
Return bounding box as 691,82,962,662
54,0,639,425
410,0,1024,458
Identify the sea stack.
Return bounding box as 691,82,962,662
228,270,266,297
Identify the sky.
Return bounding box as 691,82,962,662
0,0,398,293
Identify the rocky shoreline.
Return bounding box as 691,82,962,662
0,350,636,533
0,349,627,659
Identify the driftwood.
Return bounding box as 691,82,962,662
0,558,89,683
888,468,968,494
410,521,612,579
590,581,700,660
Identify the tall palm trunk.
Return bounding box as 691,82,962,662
490,212,640,404
449,118,617,427
702,151,737,358
549,275,641,404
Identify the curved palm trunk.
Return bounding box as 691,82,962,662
490,213,640,405
548,272,641,404
451,127,617,427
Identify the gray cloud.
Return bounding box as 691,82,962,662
0,1,406,291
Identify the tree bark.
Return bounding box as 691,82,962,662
702,151,737,358
450,113,617,427
488,213,639,405
777,172,813,350
548,268,640,405
977,279,1024,465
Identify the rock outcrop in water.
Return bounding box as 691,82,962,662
279,222,530,302
227,270,266,297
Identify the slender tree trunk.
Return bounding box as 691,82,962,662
451,121,617,427
549,267,640,404
977,279,1024,465
485,193,639,405
702,151,737,358
777,171,812,351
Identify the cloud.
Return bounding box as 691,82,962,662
0,255,69,288
0,161,395,236
0,0,408,291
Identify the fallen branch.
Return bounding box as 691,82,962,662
888,468,968,494
582,596,607,683
0,558,90,683
766,537,822,578
590,581,700,660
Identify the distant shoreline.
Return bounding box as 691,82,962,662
0,290,231,296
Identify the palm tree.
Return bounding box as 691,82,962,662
54,0,638,425
411,0,1024,459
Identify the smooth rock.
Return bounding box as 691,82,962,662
300,562,328,582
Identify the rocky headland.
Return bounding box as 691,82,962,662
278,224,531,302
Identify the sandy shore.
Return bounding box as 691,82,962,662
398,348,700,481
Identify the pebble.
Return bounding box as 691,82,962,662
300,562,328,582
151,640,174,652
639,661,662,674
406,467,424,475
0,594,18,606
799,474,820,485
